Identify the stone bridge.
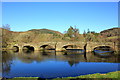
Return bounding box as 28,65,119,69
8,41,118,52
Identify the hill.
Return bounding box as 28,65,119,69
100,28,120,37
1,28,65,48
28,29,63,36
100,27,120,42
1,27,120,48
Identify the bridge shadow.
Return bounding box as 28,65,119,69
22,49,34,54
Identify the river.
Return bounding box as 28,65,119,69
1,50,120,79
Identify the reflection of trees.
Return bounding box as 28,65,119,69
2,51,13,74
62,52,86,66
63,51,87,62
68,61,79,67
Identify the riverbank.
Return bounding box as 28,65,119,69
53,71,120,80
2,71,120,80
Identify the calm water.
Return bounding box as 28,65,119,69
1,50,120,78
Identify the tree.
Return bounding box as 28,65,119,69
87,29,90,33
83,30,86,37
64,26,80,41
2,24,11,31
67,26,74,38
73,25,79,39
2,24,11,47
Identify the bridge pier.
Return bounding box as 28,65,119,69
34,47,40,51
55,48,65,51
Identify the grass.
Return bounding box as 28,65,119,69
107,36,119,39
53,71,120,80
3,71,120,80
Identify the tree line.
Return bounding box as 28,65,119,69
64,26,100,42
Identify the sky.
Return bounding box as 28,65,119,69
2,2,118,33
2,0,120,2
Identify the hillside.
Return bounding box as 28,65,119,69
100,27,120,42
1,28,66,48
1,27,120,48
100,28,120,37
29,29,63,36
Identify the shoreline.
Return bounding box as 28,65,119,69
2,71,120,80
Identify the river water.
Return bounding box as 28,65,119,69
1,50,120,79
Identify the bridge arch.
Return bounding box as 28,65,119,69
40,44,55,50
13,46,19,52
62,44,79,49
23,45,34,51
9,42,118,53
93,45,114,58
93,46,114,51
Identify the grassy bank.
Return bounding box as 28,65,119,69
3,71,120,80
53,71,120,80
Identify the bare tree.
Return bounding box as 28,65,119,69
2,24,11,31
2,24,11,48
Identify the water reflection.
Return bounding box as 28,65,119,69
0,51,2,77
2,51,14,74
93,50,114,58
93,46,115,58
2,50,119,78
84,43,87,61
2,50,118,64
22,49,34,53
